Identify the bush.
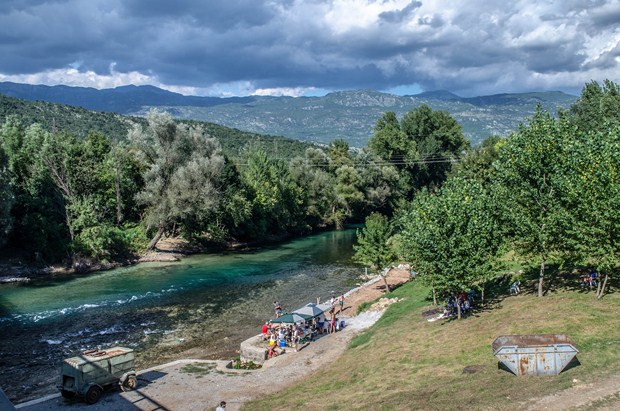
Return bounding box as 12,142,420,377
73,223,148,260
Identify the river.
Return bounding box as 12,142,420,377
0,229,360,404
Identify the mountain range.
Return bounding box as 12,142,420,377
0,81,578,147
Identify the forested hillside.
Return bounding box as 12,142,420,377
0,93,314,160
0,87,470,267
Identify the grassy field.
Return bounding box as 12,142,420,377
245,272,620,410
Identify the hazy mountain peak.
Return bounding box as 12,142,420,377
0,81,578,147
414,90,462,101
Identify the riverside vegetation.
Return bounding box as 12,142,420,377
0,80,619,281
0,87,470,267
0,80,617,296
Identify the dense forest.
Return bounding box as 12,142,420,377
1,79,618,298
0,91,468,266
354,80,620,314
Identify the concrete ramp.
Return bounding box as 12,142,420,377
0,388,16,411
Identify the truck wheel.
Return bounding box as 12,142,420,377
85,385,102,404
121,375,138,391
60,390,75,399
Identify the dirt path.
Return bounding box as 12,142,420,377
18,269,411,411
519,374,620,410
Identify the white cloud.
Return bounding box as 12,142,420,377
254,87,313,97
0,64,153,89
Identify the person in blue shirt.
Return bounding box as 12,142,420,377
589,268,598,287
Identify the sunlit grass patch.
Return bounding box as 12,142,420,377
179,362,216,377
246,278,620,410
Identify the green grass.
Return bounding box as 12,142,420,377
179,362,217,378
245,276,620,410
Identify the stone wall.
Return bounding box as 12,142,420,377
240,334,268,364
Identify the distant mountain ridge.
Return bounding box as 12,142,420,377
0,93,315,160
0,81,578,146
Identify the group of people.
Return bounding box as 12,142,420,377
330,293,345,314
445,290,475,317
261,295,347,359
581,268,598,288
262,322,305,355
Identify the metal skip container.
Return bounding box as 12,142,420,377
492,334,579,376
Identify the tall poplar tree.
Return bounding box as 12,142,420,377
492,110,572,297
397,177,503,316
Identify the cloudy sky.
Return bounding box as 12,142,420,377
0,0,619,97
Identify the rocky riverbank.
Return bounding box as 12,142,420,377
18,268,411,411
0,237,205,284
0,235,298,284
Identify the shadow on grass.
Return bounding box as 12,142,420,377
563,355,581,373
494,263,617,299
537,265,618,298
418,262,617,323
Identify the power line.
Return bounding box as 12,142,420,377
231,156,461,168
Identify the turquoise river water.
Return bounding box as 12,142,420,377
0,229,360,403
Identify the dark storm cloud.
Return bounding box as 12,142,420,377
118,0,276,31
379,1,422,23
0,0,618,96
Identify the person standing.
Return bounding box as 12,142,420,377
216,401,226,411
273,301,282,317
293,325,301,352
338,293,344,313
261,322,269,340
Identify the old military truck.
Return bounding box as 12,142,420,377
58,347,137,404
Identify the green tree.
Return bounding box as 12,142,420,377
241,149,304,237
211,155,253,241
327,139,354,171
569,80,620,133
0,145,13,247
562,123,620,299
400,105,469,189
106,142,145,226
368,111,417,201
368,106,469,202
353,212,396,292
492,109,572,297
289,148,334,228
397,177,503,317
356,150,400,214
450,135,502,184
130,110,225,249
0,118,70,259
332,165,364,228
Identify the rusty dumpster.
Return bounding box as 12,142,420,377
492,334,578,376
